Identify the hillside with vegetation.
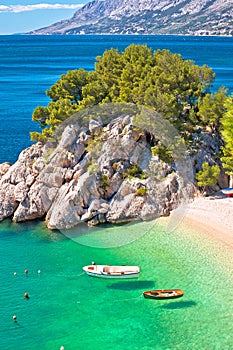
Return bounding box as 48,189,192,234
31,44,232,190
30,0,233,36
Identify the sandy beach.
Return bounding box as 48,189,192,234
175,195,233,250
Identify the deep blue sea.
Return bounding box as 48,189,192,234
0,35,233,164
0,35,233,350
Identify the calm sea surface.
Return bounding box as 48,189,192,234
0,35,233,350
0,35,233,164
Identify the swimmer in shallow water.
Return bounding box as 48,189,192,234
24,293,30,299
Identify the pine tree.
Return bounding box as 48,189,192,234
221,97,233,187
30,44,215,142
196,162,220,193
197,87,227,132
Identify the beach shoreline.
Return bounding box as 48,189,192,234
174,195,233,250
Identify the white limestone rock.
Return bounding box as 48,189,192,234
14,182,28,202
0,115,198,229
58,124,79,149
0,183,18,221
89,118,103,133
0,162,11,180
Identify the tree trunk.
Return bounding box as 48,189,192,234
229,175,233,188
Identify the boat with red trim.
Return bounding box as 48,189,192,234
82,264,140,279
222,188,233,197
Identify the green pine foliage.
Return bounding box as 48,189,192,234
220,97,233,179
135,187,148,196
151,144,173,164
196,162,220,191
29,44,233,189
30,44,216,142
122,164,140,179
197,87,228,132
99,175,110,191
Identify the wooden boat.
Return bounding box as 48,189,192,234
82,264,140,279
143,289,184,300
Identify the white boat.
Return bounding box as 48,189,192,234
82,264,140,279
222,188,233,197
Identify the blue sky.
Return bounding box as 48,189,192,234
0,1,90,34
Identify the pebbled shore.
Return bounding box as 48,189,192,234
181,195,233,250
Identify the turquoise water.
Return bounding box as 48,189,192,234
1,219,232,349
1,35,233,349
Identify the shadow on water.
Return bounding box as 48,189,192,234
12,322,24,329
107,280,155,291
160,300,197,309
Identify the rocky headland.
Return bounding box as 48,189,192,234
0,106,228,230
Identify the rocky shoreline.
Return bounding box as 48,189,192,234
0,108,227,230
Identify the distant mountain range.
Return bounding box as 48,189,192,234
29,0,233,36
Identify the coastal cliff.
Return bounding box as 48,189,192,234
0,104,227,230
